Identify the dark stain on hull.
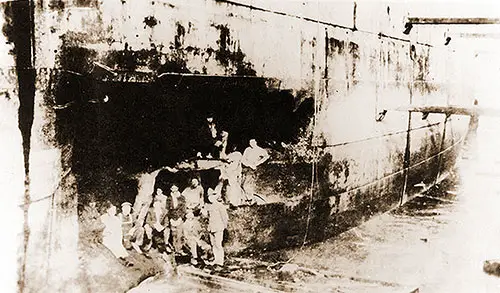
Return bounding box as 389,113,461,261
2,0,36,289
103,47,159,72
318,153,350,196
327,37,344,55
348,41,360,83
48,0,65,10
213,24,256,76
58,22,257,75
174,22,185,49
75,0,98,7
214,24,231,67
143,16,158,28
348,42,359,59
2,0,36,193
257,161,312,198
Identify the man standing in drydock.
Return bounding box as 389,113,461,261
204,188,229,269
118,202,135,249
167,184,186,254
182,210,211,265
145,198,169,251
242,139,270,170
155,188,168,210
81,197,103,246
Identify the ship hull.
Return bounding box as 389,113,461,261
3,0,474,291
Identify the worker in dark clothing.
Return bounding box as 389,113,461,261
145,199,169,251
167,184,186,254
81,199,104,246
196,116,228,159
196,116,218,158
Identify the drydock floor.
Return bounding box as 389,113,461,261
129,117,500,293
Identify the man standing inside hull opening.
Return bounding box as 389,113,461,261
241,139,270,204
196,115,229,159
197,116,219,159
146,198,169,252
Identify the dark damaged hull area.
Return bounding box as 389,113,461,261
50,69,467,255
53,72,315,205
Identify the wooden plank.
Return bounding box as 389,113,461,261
407,17,500,25
395,105,500,117
394,105,474,116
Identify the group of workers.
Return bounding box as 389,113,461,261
87,115,271,270
98,179,229,269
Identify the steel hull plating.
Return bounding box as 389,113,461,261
4,1,474,291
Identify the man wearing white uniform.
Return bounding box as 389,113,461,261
100,202,133,266
204,188,229,268
221,151,245,206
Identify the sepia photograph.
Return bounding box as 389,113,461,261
1,0,500,292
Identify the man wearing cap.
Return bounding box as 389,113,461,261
118,202,135,249
204,188,229,268
167,184,186,254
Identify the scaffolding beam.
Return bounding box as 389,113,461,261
407,17,500,25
